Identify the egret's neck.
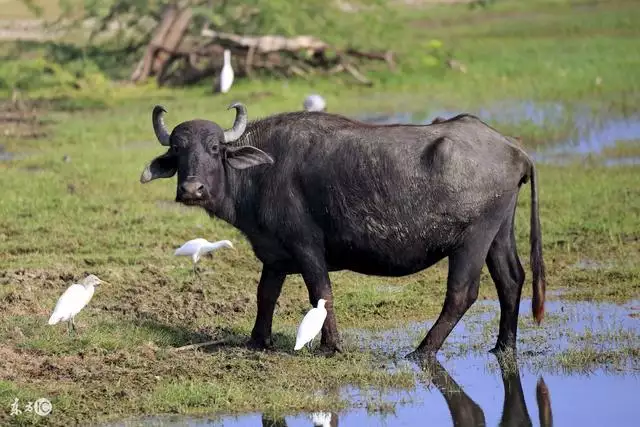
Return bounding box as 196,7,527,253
84,284,96,296
224,50,231,65
205,241,231,251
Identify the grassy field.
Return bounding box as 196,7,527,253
1,0,639,425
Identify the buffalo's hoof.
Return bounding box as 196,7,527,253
406,349,437,364
247,336,272,351
489,347,517,366
489,343,516,356
318,343,342,356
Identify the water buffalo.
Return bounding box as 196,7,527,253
140,103,546,357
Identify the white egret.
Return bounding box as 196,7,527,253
48,274,106,334
311,411,332,427
174,238,234,275
219,49,234,94
303,94,327,112
294,299,327,351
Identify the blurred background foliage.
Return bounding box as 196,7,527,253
3,0,399,94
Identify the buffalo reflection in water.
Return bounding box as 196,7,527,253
259,355,552,427
421,355,553,427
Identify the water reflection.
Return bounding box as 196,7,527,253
536,379,553,427
196,355,554,427
419,355,552,427
256,411,338,427
424,358,486,426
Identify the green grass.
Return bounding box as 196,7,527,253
0,0,63,20
552,346,640,373
599,139,640,159
1,0,639,425
1,0,640,113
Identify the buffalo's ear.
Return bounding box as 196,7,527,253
140,152,177,183
224,145,274,170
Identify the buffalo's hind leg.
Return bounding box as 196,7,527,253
409,237,493,358
486,203,525,354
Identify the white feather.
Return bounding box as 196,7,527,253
294,299,327,350
174,238,233,264
220,49,234,93
48,283,95,325
303,94,326,112
311,411,332,427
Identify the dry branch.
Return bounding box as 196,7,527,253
131,9,396,88
201,28,328,53
172,339,227,352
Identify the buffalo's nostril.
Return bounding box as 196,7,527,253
180,181,205,199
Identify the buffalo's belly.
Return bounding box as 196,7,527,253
324,237,448,277
327,253,444,276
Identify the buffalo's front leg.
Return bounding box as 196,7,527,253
294,247,341,353
249,266,286,349
313,283,340,353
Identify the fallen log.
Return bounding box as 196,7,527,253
131,13,396,88
201,28,328,53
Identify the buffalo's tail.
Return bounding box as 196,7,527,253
529,161,546,324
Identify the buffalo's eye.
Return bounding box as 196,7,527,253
208,143,220,155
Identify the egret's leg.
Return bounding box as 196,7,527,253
67,319,72,336
71,317,77,335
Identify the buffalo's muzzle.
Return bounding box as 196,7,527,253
177,180,205,201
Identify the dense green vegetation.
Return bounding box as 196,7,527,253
1,0,639,425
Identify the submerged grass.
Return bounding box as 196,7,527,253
553,346,640,373
1,0,639,425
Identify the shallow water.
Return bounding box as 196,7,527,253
358,101,640,166
102,300,640,427
0,144,20,161
531,113,640,165
0,144,32,162
347,299,640,369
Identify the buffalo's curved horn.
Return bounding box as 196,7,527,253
152,105,171,146
223,102,247,143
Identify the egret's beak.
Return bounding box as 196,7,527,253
98,280,111,286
